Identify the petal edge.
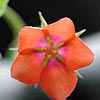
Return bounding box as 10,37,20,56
40,60,77,100
43,17,75,42
11,49,44,85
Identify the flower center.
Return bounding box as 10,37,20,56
35,36,65,67
43,40,58,60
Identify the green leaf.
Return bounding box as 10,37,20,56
76,29,86,37
46,36,51,43
38,11,47,27
0,0,9,17
75,70,83,79
34,83,39,88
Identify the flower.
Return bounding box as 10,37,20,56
11,18,94,100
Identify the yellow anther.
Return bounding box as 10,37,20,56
42,56,47,61
49,40,54,46
42,56,49,67
51,49,58,54
42,48,47,52
47,54,53,60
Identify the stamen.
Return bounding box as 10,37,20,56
56,41,65,48
49,40,54,46
46,36,51,43
47,54,53,60
55,54,64,62
42,48,47,52
35,47,44,52
39,37,64,66
43,57,49,67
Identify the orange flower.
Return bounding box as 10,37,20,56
11,18,94,100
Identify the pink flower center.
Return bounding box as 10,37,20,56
35,36,65,67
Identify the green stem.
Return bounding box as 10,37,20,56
3,6,26,37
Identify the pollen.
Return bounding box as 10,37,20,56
51,49,58,55
47,54,53,60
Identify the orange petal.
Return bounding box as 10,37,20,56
62,36,94,70
11,49,44,85
40,60,77,100
43,17,75,42
18,26,45,53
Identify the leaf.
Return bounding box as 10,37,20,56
75,70,83,79
0,0,9,17
38,11,47,27
34,83,39,88
76,29,86,37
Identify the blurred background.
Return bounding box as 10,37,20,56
0,0,100,100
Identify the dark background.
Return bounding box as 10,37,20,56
0,0,100,56
0,0,100,100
